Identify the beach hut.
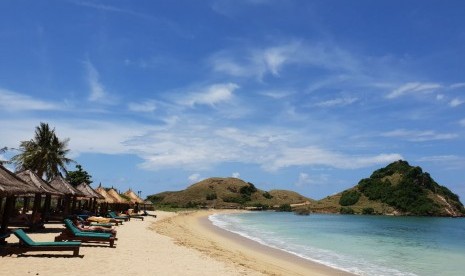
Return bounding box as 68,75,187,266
0,165,41,240
16,170,64,222
49,176,85,216
95,185,116,203
107,188,129,204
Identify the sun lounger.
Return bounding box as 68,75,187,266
108,211,130,221
54,219,115,247
6,229,81,257
77,217,114,228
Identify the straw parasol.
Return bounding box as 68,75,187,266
76,182,104,199
107,188,129,204
48,176,85,197
16,170,63,196
123,189,144,204
0,165,41,196
95,185,116,203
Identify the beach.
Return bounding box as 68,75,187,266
1,211,351,276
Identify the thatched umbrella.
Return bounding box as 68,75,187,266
1,165,41,237
107,188,129,204
123,189,144,204
49,176,85,216
95,186,116,203
76,182,104,212
16,170,64,220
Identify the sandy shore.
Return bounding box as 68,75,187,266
153,210,354,276
1,210,353,275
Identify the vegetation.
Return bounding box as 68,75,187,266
339,190,361,206
66,164,93,186
0,147,10,165
277,204,292,212
362,207,375,215
147,177,312,210
11,122,74,181
340,207,355,214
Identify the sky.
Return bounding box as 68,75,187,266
1,0,465,201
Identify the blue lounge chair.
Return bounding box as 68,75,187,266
54,219,115,247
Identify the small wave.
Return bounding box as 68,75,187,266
208,213,417,276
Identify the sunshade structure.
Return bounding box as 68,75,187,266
76,182,104,212
0,165,41,197
1,165,41,238
123,189,144,204
16,170,64,224
16,170,62,196
49,176,85,216
95,185,116,203
107,188,129,204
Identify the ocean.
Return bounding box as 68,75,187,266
209,212,465,276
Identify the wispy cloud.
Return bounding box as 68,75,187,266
449,98,464,107
179,83,239,106
188,173,202,183
386,82,442,99
232,172,240,178
315,97,358,107
0,88,62,112
84,60,109,103
128,100,157,113
381,129,458,141
69,0,151,19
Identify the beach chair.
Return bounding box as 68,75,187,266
108,211,130,221
54,219,116,247
77,216,114,228
127,210,144,221
6,229,81,257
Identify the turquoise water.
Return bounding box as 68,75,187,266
209,212,465,276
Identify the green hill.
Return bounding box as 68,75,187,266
295,160,465,217
147,177,313,209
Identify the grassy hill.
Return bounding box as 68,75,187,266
295,160,465,217
147,177,313,209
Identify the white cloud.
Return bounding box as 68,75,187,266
436,94,445,100
232,172,240,178
295,173,311,187
260,90,293,99
381,129,458,141
450,83,465,89
128,100,157,112
449,98,464,107
315,97,358,107
386,82,441,99
188,173,202,183
0,88,62,111
460,119,465,127
85,60,110,103
180,83,239,106
265,146,402,171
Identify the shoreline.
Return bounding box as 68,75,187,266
153,210,354,276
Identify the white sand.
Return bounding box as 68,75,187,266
1,210,352,275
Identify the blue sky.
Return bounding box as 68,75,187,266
1,0,465,200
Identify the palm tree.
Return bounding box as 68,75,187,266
11,122,75,180
0,146,10,165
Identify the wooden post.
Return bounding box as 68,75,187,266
32,193,42,220
43,194,52,222
22,196,30,214
0,196,16,235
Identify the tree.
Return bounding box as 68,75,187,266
0,147,10,165
66,164,93,186
11,122,74,180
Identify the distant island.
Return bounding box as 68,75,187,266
147,160,465,217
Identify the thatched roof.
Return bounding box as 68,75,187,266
95,185,116,203
49,176,85,196
16,170,63,196
107,188,130,204
123,189,144,204
0,165,41,196
76,182,104,199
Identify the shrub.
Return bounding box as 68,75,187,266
262,192,273,199
340,207,355,214
277,204,292,212
206,193,217,200
362,207,375,215
240,183,257,196
339,190,361,206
